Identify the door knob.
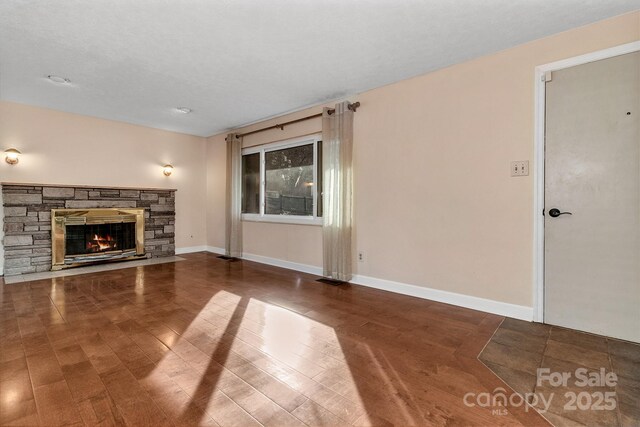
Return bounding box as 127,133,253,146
548,208,572,218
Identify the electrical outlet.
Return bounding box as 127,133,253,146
358,251,365,262
511,161,529,177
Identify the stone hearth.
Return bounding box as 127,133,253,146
2,184,176,276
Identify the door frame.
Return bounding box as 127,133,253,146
533,41,640,322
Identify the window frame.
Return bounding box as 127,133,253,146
241,133,323,226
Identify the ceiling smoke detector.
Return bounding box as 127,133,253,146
175,107,192,114
47,75,71,85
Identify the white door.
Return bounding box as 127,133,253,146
545,52,640,343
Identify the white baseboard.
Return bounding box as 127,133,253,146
197,248,533,321
351,274,533,321
205,246,225,255
176,245,225,255
241,252,323,276
175,245,208,254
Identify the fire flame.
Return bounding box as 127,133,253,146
86,234,117,252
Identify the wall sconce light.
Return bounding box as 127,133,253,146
163,164,174,176
4,148,21,165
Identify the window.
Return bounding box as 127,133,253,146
242,134,322,224
242,153,260,214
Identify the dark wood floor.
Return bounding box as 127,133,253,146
480,318,640,426
1,252,548,426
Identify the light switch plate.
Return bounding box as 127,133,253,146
511,161,529,177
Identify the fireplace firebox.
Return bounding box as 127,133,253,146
52,208,145,270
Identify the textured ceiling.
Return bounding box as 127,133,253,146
1,1,638,137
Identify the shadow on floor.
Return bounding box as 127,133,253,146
1,252,551,426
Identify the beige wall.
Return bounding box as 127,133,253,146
206,133,226,249
206,11,640,307
0,101,208,252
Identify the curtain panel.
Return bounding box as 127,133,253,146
322,101,354,281
225,133,243,258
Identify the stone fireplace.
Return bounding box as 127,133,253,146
51,208,146,270
2,184,176,276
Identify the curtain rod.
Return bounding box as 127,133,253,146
231,101,360,139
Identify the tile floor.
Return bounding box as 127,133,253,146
479,318,640,426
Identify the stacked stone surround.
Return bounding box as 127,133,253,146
2,184,176,276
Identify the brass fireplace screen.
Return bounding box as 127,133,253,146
51,208,145,270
